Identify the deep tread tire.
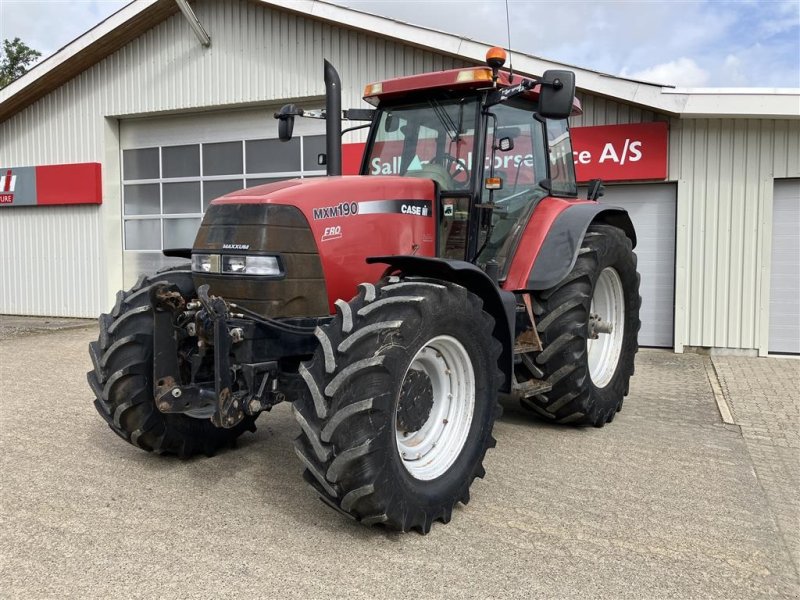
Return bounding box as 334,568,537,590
87,268,256,457
294,278,502,533
523,224,641,426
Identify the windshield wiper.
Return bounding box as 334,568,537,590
430,100,460,142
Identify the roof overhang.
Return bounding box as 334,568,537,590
660,88,800,119
285,1,800,119
1,0,798,123
0,0,178,122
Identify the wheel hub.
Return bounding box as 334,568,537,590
397,368,435,433
588,313,614,339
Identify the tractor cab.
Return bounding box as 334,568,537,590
360,61,581,270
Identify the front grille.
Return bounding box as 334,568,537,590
192,203,328,318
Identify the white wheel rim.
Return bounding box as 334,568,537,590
587,267,625,388
395,335,475,481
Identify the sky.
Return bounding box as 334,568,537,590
0,0,798,88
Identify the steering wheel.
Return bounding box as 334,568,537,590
442,154,469,185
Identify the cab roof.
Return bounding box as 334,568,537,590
364,67,583,116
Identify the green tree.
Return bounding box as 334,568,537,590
0,38,42,88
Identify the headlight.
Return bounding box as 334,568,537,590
192,253,218,273
222,255,246,273
193,253,281,276
239,255,281,276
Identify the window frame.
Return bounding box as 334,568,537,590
121,135,327,252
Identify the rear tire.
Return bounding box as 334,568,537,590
87,268,256,457
522,224,641,426
293,278,502,533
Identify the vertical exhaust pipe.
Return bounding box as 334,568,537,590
324,60,342,176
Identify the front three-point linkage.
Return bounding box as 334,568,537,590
150,283,253,429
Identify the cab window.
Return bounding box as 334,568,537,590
479,101,548,265
367,98,479,192
546,118,577,196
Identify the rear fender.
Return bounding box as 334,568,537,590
507,202,635,291
366,255,515,393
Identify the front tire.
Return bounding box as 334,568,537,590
87,268,256,457
293,278,502,533
522,224,641,426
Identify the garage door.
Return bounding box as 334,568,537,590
769,179,800,354
599,183,677,348
120,108,325,286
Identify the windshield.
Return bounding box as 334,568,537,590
367,98,479,192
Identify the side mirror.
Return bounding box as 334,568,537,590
274,104,301,141
538,70,576,119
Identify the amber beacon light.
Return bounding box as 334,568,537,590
485,46,507,86
486,46,507,69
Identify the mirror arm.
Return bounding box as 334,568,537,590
273,107,305,119
343,108,376,121
341,123,371,135
538,78,563,91
275,108,374,122
484,78,537,107
300,109,326,120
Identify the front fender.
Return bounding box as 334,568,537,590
366,256,515,393
504,199,636,291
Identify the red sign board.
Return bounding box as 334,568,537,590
342,122,668,183
570,122,668,182
37,163,103,205
0,162,102,207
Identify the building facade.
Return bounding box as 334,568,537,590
0,0,798,356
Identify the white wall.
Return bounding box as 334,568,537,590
574,92,800,354
0,0,797,354
0,0,468,317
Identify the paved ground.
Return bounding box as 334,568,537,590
1,324,798,599
712,356,800,573
0,314,93,339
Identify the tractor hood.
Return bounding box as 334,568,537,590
212,175,435,213
195,176,438,316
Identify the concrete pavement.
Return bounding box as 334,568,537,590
711,355,800,574
0,315,93,340
1,326,798,599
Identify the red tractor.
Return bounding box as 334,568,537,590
88,48,640,533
